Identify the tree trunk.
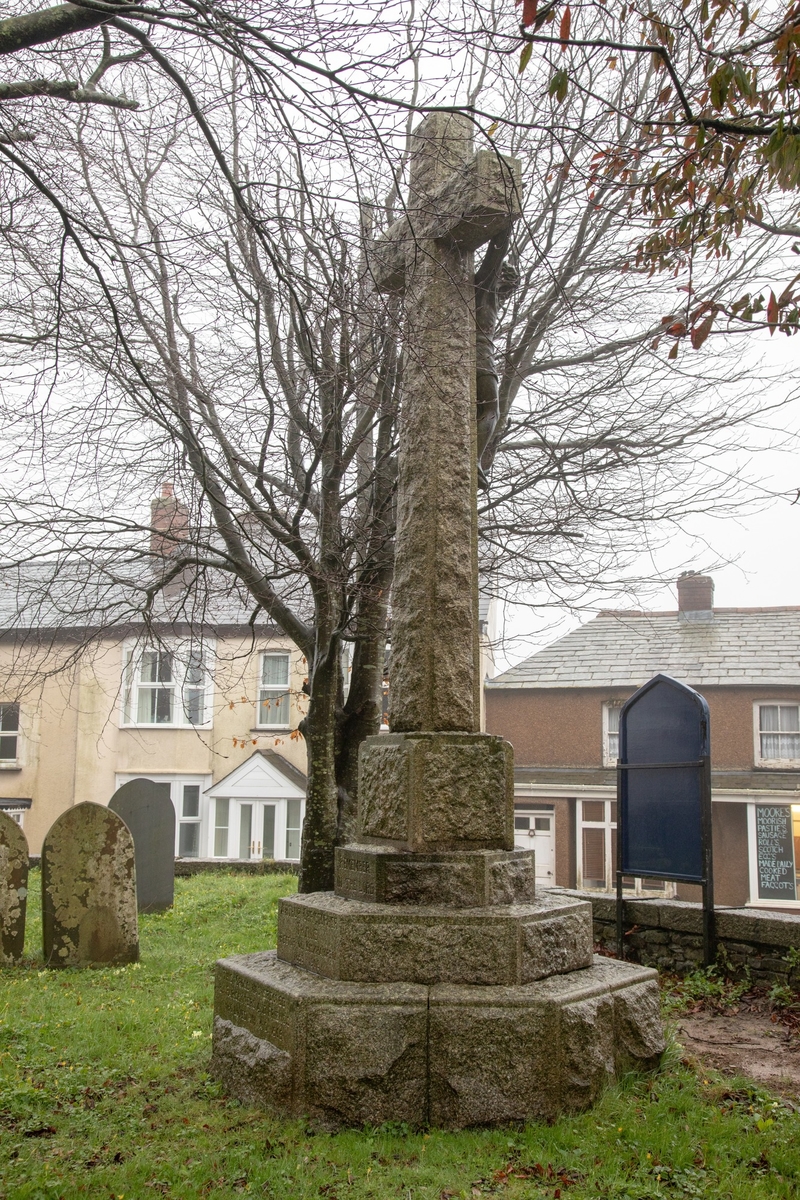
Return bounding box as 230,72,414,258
335,619,388,845
297,640,341,893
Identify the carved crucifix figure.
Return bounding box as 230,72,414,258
371,113,521,733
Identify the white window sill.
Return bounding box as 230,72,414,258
746,899,800,909
754,761,800,770
252,727,291,734
0,762,21,771
120,724,213,732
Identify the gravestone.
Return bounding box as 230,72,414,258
0,811,28,964
211,113,665,1126
109,778,175,912
42,802,139,967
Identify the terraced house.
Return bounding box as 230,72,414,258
486,573,800,910
0,489,308,862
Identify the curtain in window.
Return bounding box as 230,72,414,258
137,650,174,724
760,705,800,760
259,654,290,726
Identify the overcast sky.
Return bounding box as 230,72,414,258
494,328,800,673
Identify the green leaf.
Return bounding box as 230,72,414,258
549,68,569,102
709,66,731,111
519,41,533,74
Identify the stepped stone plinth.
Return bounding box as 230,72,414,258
277,891,593,984
211,111,664,1126
334,844,536,906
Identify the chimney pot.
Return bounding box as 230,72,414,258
150,484,189,557
677,572,714,614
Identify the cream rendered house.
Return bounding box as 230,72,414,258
0,566,308,862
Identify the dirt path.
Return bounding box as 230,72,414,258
677,1009,800,1100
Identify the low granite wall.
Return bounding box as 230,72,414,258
28,856,298,877
557,889,800,985
174,858,299,877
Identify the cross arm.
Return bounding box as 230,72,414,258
371,150,522,293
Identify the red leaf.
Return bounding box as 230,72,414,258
522,0,538,26
767,289,779,331
690,313,714,349
560,5,571,47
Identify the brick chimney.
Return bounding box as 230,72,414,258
150,482,189,557
677,571,714,617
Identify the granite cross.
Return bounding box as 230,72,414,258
372,113,521,734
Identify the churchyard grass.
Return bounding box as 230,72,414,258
1,872,799,1199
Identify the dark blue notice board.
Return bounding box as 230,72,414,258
619,674,710,883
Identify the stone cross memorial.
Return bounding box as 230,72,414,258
0,811,28,964
109,778,175,913
42,803,139,968
212,113,664,1126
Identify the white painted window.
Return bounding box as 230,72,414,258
285,798,302,860
178,783,202,858
755,703,800,765
2,808,25,827
0,703,20,762
577,798,671,895
258,653,291,727
122,643,213,728
579,799,617,890
214,798,230,857
114,773,211,857
602,703,622,766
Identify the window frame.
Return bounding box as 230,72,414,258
602,702,623,767
753,701,800,767
114,773,211,857
177,781,202,859
121,641,214,730
576,796,674,896
746,801,800,909
256,651,292,730
0,703,20,766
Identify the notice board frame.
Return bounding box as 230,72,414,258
615,673,715,966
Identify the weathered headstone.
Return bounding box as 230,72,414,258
0,811,28,964
212,113,664,1127
109,778,175,912
42,802,139,967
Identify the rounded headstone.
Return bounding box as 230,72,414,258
0,811,28,964
109,778,175,912
42,802,139,968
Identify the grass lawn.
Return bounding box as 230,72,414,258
1,871,798,1199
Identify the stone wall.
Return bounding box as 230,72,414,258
30,856,298,878
557,889,800,986
174,858,299,878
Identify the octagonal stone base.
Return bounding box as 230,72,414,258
211,951,664,1128
277,891,593,985
335,844,536,907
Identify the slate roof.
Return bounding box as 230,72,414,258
0,561,280,635
487,608,800,690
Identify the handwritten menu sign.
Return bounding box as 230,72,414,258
755,806,797,901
